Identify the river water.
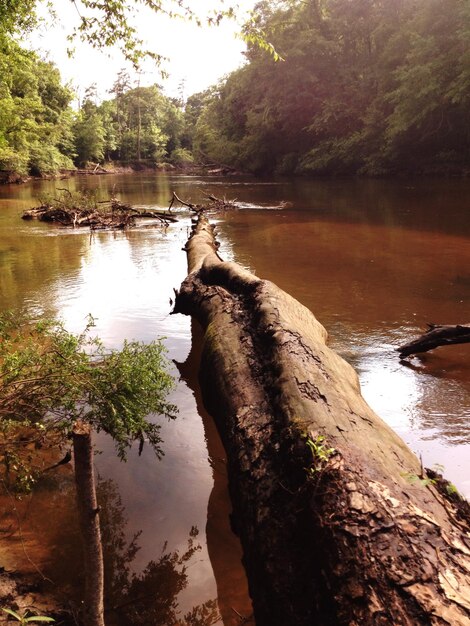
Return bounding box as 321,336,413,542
0,173,469,623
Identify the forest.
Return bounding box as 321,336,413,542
191,0,470,175
1,0,470,180
0,41,190,179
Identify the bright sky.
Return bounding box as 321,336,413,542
28,0,256,102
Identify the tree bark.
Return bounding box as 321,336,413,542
173,215,470,626
73,421,105,626
397,323,470,358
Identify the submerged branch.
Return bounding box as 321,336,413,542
397,323,470,358
168,191,237,213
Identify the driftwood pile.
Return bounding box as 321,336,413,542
22,195,177,230
22,188,236,231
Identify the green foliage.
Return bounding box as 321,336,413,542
28,145,74,176
1,608,54,624
73,82,184,165
7,0,469,176
304,433,335,477
0,42,188,176
0,2,214,177
0,146,29,176
446,482,459,497
0,37,75,177
0,0,38,35
189,0,470,175
37,188,98,212
74,111,106,166
0,312,177,491
402,472,437,488
169,147,194,166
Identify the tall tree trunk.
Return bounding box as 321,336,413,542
73,421,105,626
173,215,470,626
136,79,142,162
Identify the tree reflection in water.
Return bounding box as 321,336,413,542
98,478,221,626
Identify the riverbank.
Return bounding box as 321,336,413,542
0,163,167,186
0,160,244,186
3,161,469,187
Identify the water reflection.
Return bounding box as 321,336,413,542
0,227,87,314
0,183,252,623
0,472,222,626
175,320,254,626
399,348,470,444
100,479,220,626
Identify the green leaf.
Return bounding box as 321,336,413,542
2,608,23,620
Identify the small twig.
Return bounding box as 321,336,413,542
230,607,254,624
56,188,72,197
170,191,200,212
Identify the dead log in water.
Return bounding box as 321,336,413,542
173,215,470,626
168,191,237,213
398,323,470,358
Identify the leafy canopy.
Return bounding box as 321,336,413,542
1,0,241,69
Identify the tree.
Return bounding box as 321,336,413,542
0,0,37,35
0,0,268,178
73,90,106,165
0,37,75,176
0,313,177,626
97,83,183,163
109,69,132,159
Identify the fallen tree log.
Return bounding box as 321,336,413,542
397,323,470,358
173,215,470,626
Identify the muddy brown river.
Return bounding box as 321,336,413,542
0,173,469,624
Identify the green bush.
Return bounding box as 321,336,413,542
29,144,74,175
0,146,29,176
169,147,194,166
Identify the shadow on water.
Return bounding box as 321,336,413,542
175,320,254,626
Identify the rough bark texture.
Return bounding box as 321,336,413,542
174,215,470,626
397,323,470,358
72,422,105,626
